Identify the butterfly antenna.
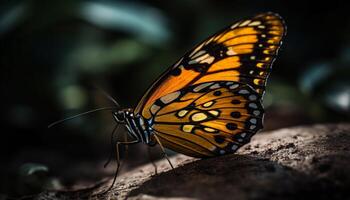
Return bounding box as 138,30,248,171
48,107,117,128
94,85,121,108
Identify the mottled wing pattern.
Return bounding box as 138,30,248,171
150,81,263,157
135,12,286,119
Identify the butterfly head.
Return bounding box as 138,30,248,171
112,108,149,144
113,108,134,123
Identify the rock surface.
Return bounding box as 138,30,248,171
35,124,350,200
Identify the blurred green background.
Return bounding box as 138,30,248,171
1,0,349,197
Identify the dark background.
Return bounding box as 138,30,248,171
1,0,349,197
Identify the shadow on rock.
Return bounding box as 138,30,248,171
128,154,333,200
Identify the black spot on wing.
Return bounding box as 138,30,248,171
170,68,182,76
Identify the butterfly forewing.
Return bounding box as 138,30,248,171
133,12,286,157
150,81,263,157
135,12,286,119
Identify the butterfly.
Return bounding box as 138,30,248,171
111,12,286,158
51,12,285,185
49,12,286,191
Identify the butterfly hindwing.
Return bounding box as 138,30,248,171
135,12,285,120
149,81,264,157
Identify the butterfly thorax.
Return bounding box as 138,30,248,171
113,109,155,145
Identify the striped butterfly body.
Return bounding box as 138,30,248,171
114,12,286,158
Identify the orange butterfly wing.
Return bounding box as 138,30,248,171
135,12,286,120
150,81,263,157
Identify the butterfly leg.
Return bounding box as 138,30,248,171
147,146,158,175
123,131,130,162
105,138,139,193
104,124,120,168
152,133,175,171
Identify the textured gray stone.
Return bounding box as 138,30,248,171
35,124,350,200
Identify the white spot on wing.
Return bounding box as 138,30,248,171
229,84,239,89
191,50,206,59
205,37,214,45
231,23,239,29
203,101,214,108
189,54,215,65
208,110,219,116
210,83,220,89
201,56,215,64
249,103,258,109
204,127,216,132
249,21,261,26
239,20,251,27
188,59,198,65
250,118,257,124
150,104,160,114
189,43,204,57
193,82,213,92
177,110,189,117
182,125,194,133
249,95,257,100
160,91,181,104
231,145,238,150
253,110,260,116
195,54,209,62
188,54,208,64
239,89,250,94
209,146,216,151
250,125,256,130
226,49,236,56
191,112,208,122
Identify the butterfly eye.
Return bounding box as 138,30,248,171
113,111,126,123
